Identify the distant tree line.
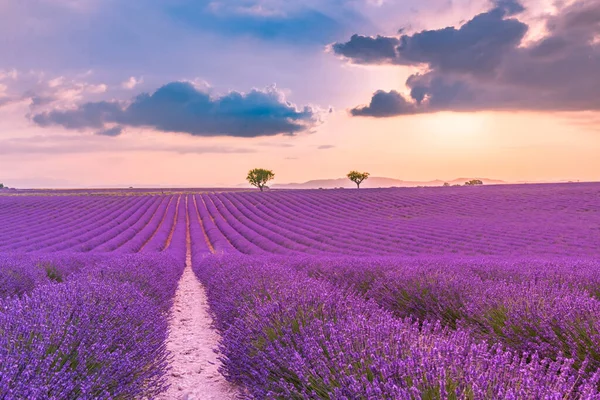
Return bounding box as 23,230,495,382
246,168,488,192
442,180,484,187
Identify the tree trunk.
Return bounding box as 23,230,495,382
259,185,264,192
356,182,360,189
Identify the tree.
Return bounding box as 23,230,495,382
0,183,3,189
347,171,370,189
465,179,483,186
443,182,450,187
247,168,275,192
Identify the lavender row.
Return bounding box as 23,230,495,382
208,194,303,255
0,196,150,253
221,193,342,254
1,196,144,251
161,196,189,264
0,197,88,236
224,185,600,256
30,197,150,253
199,195,259,254
91,195,164,253
227,192,387,255
274,256,600,374
0,252,184,398
188,195,212,254
213,194,314,254
117,196,172,253
140,195,180,253
0,252,90,299
0,251,183,309
193,195,236,253
0,197,113,251
76,196,158,252
193,255,599,398
2,184,600,257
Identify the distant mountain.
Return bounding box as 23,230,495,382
271,177,506,189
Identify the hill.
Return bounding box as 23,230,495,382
271,177,505,189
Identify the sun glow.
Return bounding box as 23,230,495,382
418,112,490,148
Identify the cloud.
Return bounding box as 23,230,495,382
317,144,335,149
332,34,400,64
32,81,321,137
166,0,365,45
0,69,18,80
334,3,528,74
256,142,295,148
34,101,123,130
0,70,111,111
493,0,525,16
96,126,123,136
350,90,417,117
337,0,600,116
122,76,143,89
0,135,256,155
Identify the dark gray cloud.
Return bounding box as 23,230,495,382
35,102,122,130
332,35,400,64
33,81,320,137
351,90,416,116
96,126,124,137
493,0,525,16
317,144,335,149
339,0,600,117
333,2,527,74
394,7,527,75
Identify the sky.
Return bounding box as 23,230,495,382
1,0,599,188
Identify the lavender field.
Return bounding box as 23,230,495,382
2,183,600,398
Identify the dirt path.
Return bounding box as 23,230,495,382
160,208,239,400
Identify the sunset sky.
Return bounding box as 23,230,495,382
1,0,599,188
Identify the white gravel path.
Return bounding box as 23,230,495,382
160,209,239,399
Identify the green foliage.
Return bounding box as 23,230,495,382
0,183,4,189
38,262,64,283
443,182,450,187
247,168,275,191
346,171,370,189
464,179,483,186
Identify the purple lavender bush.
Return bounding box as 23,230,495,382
0,278,169,399
0,253,88,299
194,255,600,398
3,184,600,398
0,252,183,398
280,256,600,374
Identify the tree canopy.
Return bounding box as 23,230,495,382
347,171,370,189
247,168,275,191
465,179,483,186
